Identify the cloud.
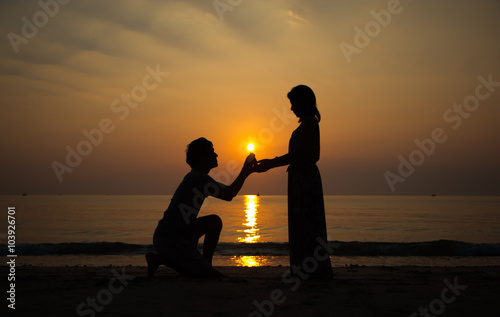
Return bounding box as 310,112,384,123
1,0,499,194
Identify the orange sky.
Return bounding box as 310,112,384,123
1,0,499,195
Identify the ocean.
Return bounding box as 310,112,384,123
1,195,500,267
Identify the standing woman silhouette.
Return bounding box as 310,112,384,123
256,85,333,279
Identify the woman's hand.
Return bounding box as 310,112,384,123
254,159,273,173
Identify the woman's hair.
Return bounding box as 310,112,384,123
186,137,213,168
287,85,321,122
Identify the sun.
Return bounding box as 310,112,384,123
247,143,255,152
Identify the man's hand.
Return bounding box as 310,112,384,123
242,153,258,175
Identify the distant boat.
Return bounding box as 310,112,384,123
431,193,437,197
22,193,27,196
256,193,260,197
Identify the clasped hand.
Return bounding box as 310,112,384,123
243,154,273,174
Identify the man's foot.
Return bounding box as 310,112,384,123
146,252,160,278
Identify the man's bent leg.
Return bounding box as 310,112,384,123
193,214,223,265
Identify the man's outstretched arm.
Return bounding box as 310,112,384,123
215,154,256,201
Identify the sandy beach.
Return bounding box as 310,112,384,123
3,265,499,316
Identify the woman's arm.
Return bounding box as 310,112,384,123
215,154,256,201
255,154,291,173
272,153,291,167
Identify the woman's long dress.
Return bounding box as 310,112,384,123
287,116,333,279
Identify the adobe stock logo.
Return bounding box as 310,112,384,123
76,268,135,317
410,277,467,317
241,237,339,317
339,0,403,64
212,0,243,21
51,65,169,183
384,74,499,192
7,0,72,54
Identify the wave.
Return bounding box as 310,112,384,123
1,240,499,256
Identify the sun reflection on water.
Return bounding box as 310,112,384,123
237,195,261,243
231,255,270,267
232,195,266,267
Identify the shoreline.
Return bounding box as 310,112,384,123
15,254,500,268
3,265,499,316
